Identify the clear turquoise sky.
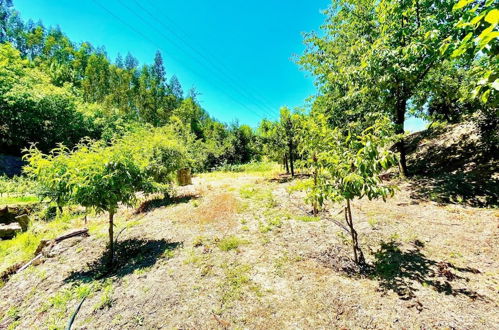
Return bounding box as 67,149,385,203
14,0,425,131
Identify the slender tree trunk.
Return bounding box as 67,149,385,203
313,153,318,216
108,212,115,268
284,155,290,174
345,199,365,266
288,141,295,177
395,98,409,177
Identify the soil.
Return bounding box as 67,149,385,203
0,171,497,329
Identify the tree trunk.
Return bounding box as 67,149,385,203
395,98,409,177
288,141,295,177
108,212,115,268
345,199,365,266
313,153,318,216
284,155,289,174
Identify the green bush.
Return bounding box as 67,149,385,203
23,127,187,266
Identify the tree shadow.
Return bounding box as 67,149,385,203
268,173,310,183
408,173,498,207
135,193,198,214
64,239,182,283
405,123,498,207
371,241,486,300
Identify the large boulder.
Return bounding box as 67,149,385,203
0,206,18,225
15,214,30,232
0,222,22,239
0,206,30,239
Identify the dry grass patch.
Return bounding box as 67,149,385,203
172,192,239,229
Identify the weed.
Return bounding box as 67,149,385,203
94,281,114,310
134,266,153,276
295,215,320,222
184,248,203,264
5,306,20,320
217,236,247,251
336,231,350,246
0,195,39,205
367,217,378,228
193,235,207,247
219,263,252,307
162,249,175,259
258,221,272,233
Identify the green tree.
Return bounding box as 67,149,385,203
448,0,498,105
300,116,398,265
24,127,187,266
300,0,460,177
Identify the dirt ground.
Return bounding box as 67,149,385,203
0,171,498,329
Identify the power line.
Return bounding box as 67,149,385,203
114,0,272,120
125,0,279,119
137,0,280,117
90,0,269,121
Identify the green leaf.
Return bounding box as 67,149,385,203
453,0,474,10
481,89,491,103
484,9,499,25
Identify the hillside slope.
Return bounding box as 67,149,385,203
406,121,498,207
0,169,497,329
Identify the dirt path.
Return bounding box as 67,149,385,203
0,172,497,329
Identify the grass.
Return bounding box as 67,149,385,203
0,209,101,274
0,195,39,205
239,184,277,208
217,235,247,251
295,215,320,222
218,263,254,309
93,281,114,310
215,161,278,173
1,169,497,329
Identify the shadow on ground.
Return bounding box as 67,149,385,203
408,172,498,207
405,122,498,208
268,173,310,183
316,241,486,301
135,193,199,214
65,239,182,283
371,241,485,300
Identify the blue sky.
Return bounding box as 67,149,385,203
15,0,425,131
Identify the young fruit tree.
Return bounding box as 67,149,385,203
24,128,187,267
300,116,398,265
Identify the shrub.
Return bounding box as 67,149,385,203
23,127,187,266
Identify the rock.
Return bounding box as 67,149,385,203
15,214,29,232
0,223,22,239
0,206,16,225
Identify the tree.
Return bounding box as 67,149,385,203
448,0,498,105
280,107,300,176
0,0,14,43
300,0,460,177
258,119,289,172
169,75,183,100
24,127,187,267
152,50,166,86
0,43,95,154
115,53,124,68
300,116,398,265
124,52,139,71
